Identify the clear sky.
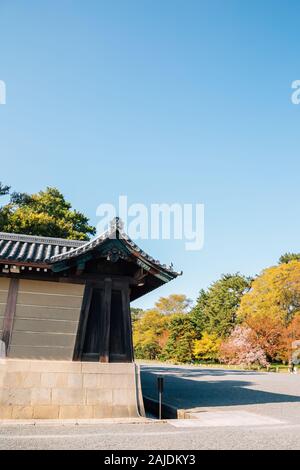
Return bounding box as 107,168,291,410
0,0,300,309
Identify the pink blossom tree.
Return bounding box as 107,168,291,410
220,326,269,367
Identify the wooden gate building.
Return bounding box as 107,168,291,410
0,218,180,419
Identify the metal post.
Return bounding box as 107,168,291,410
157,376,164,420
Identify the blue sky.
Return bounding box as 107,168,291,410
0,0,300,309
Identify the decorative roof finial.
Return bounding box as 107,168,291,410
110,217,124,232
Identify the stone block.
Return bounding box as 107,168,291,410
22,372,41,388
52,388,85,405
31,388,51,405
4,360,31,372
0,388,31,405
33,405,59,419
40,372,65,388
98,374,113,389
67,373,82,388
108,363,135,375
86,389,112,406
113,388,135,406
81,362,110,373
111,405,131,418
111,374,135,389
59,405,94,419
3,372,23,388
0,359,140,419
40,372,82,388
83,373,98,388
30,360,81,373
0,406,12,419
93,405,113,418
12,406,33,419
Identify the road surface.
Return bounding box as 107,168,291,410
1,365,300,450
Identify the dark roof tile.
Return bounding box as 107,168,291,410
0,232,85,265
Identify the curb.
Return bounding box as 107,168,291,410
0,417,157,426
143,395,179,419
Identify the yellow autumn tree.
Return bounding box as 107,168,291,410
133,309,170,360
193,332,221,361
238,260,300,326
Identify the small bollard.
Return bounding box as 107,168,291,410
157,376,164,420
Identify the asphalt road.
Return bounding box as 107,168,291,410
0,365,300,450
140,364,300,423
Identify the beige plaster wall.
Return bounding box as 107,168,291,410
9,280,84,360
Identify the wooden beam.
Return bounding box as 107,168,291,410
1,278,19,355
75,260,86,276
99,278,112,363
73,283,93,361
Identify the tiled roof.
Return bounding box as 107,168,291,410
51,218,181,277
0,219,181,278
0,232,85,265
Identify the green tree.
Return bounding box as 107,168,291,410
154,294,192,316
0,182,11,229
0,182,10,196
162,314,196,363
130,307,145,324
0,186,96,240
279,252,300,264
191,274,252,338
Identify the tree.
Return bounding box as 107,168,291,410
219,326,269,367
282,315,300,363
0,182,11,229
191,274,252,338
154,294,192,316
245,315,286,362
130,307,145,325
0,186,96,240
238,261,300,326
279,253,300,264
162,314,196,363
0,182,10,196
193,332,221,362
133,309,169,360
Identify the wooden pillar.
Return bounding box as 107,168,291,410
99,278,112,362
122,284,134,362
1,278,19,355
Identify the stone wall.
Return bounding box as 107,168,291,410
0,359,143,419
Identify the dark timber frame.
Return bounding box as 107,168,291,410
1,278,19,355
73,277,134,363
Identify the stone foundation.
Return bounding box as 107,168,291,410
0,359,144,419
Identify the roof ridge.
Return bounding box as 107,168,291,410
49,223,181,276
0,232,86,247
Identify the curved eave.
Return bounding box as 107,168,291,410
49,228,181,282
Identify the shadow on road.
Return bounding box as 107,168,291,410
140,366,300,409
